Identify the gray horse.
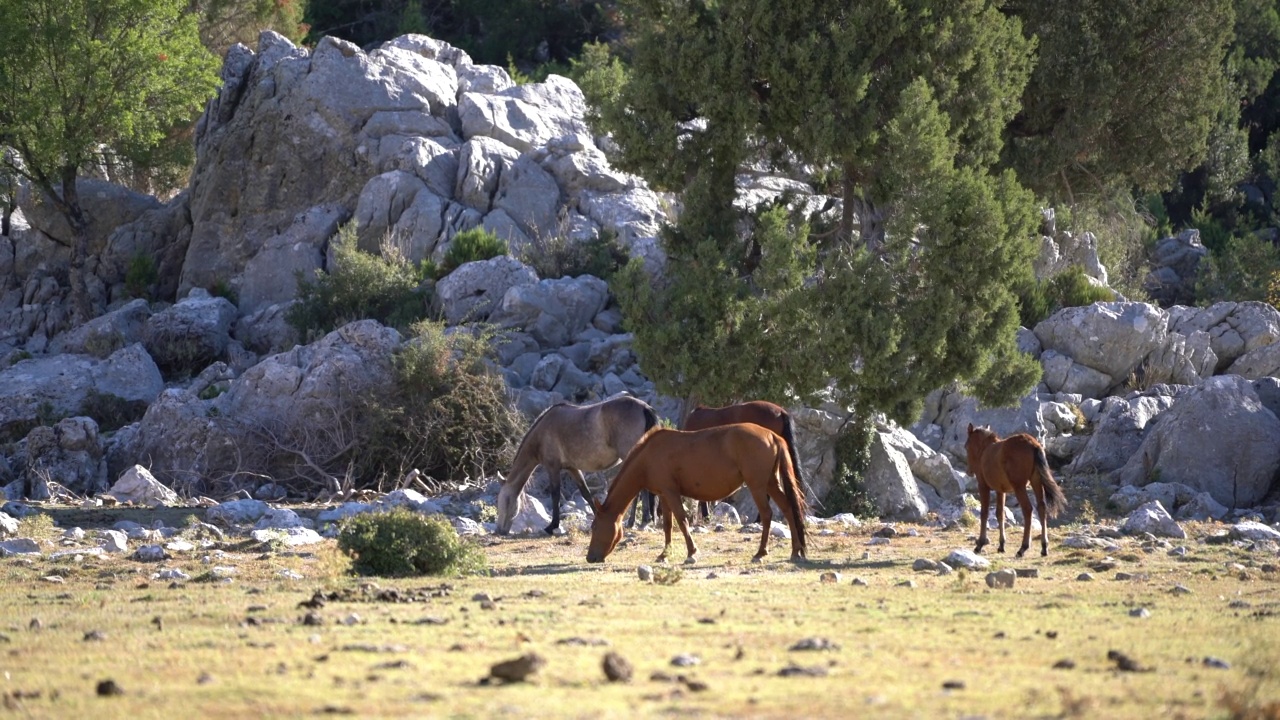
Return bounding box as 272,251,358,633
496,396,659,535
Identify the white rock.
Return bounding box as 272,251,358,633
1121,501,1186,539
106,465,179,507
943,549,991,570
98,530,129,554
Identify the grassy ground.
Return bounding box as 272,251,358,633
1,511,1278,719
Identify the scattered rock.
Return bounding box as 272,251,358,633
1229,521,1280,543
1052,659,1076,670
637,565,653,582
602,651,633,682
778,664,829,677
1169,585,1192,595
95,679,124,696
1108,650,1152,672
488,653,546,683
943,549,990,570
1129,607,1151,619
1076,573,1095,582
84,630,107,642
851,577,869,587
819,571,841,584
1202,656,1231,669
985,569,1016,589
1014,568,1039,578
912,558,940,572
790,637,840,651
670,654,700,667
0,538,41,556
1120,501,1186,539
897,579,916,588
132,545,168,562
942,680,965,690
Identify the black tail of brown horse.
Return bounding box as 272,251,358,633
777,411,809,501
1034,444,1068,518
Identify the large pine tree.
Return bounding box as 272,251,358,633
597,0,1042,421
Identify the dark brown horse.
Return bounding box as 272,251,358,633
966,424,1068,557
497,396,658,535
587,424,807,564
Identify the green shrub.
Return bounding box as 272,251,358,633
1195,231,1280,308
337,508,486,577
286,225,429,340
355,319,522,484
424,227,508,281
79,389,148,432
823,419,880,519
125,253,158,300
1018,267,1115,327
520,231,629,281
208,278,238,307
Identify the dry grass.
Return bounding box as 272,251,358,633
0,513,1277,719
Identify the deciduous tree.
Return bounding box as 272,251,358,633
0,0,221,321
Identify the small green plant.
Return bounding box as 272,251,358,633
1019,267,1115,327
125,253,158,300
428,227,508,281
82,329,125,359
78,389,147,432
337,508,487,577
521,231,629,281
208,278,238,307
197,384,227,401
17,513,58,541
287,225,429,340
824,419,880,519
652,565,684,585
355,320,521,483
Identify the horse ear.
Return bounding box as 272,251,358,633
967,423,974,433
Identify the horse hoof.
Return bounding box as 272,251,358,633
751,555,765,564
1016,549,1027,558
683,556,697,565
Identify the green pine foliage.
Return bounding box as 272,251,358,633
337,508,487,577
422,227,507,281
605,1,1043,422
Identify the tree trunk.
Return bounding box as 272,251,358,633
60,169,94,325
840,165,886,253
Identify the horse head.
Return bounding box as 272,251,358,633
585,508,623,563
965,423,998,466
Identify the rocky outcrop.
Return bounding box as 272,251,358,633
22,416,108,498
1116,375,1280,508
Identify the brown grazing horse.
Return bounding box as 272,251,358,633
630,401,808,526
587,424,808,565
966,424,1068,557
496,396,658,535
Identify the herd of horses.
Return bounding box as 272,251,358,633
495,396,1067,564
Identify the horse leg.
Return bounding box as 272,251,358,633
663,491,699,564
974,480,991,554
656,501,673,563
568,468,599,514
544,464,563,535
765,475,804,562
746,483,774,562
1013,485,1033,558
995,490,1007,553
1034,481,1050,557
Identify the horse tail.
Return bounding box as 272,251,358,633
1034,443,1067,519
777,441,808,557
777,411,810,502
641,402,659,433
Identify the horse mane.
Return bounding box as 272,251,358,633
512,402,565,462
600,425,664,510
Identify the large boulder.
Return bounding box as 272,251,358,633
106,465,181,507
1066,392,1179,475
17,178,163,261
1144,229,1207,307
1033,302,1169,390
488,274,609,348
114,320,402,493
237,204,345,314
47,299,151,357
435,255,538,324
0,344,164,441
1167,301,1280,373
143,289,238,377
1117,375,1280,508
863,432,931,521
22,416,108,498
